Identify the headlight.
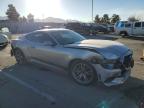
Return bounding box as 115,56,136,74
102,59,119,69
102,52,118,60
90,56,104,64
102,63,115,69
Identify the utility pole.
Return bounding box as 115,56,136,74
92,0,94,22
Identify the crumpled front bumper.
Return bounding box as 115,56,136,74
93,64,131,86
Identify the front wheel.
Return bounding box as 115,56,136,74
70,60,97,85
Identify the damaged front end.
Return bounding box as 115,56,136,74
93,50,134,86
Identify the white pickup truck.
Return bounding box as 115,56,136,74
115,21,144,37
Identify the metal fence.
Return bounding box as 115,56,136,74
0,20,64,34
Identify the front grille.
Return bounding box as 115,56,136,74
123,54,132,68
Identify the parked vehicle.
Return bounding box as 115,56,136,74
102,24,114,32
92,24,109,34
11,29,134,86
65,22,93,35
115,21,144,37
0,34,9,50
0,27,11,39
65,22,108,35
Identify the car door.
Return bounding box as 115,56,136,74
25,32,43,60
26,32,58,63
124,23,132,35
133,22,142,35
26,32,68,67
36,33,72,67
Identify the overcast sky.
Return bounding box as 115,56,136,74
0,0,144,22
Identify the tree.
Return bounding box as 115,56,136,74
22,16,27,22
128,16,140,22
111,14,120,24
99,17,105,24
19,16,27,22
6,4,20,21
94,15,100,24
27,13,34,22
102,14,110,24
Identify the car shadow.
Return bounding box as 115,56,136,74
1,63,144,106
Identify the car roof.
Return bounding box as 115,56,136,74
24,28,72,37
36,28,70,32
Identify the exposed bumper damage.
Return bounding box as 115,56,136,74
93,64,131,86
91,49,134,86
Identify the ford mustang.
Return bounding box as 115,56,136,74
11,29,134,86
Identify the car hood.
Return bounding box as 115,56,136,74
64,39,130,59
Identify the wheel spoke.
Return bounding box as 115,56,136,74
72,62,94,84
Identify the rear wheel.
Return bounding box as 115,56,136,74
70,60,97,85
120,31,128,37
14,49,27,64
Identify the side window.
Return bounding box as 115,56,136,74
120,23,125,27
26,32,54,44
37,33,54,44
134,22,141,27
26,33,41,42
142,22,144,27
117,22,124,27
125,23,132,28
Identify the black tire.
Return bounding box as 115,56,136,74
69,60,97,85
120,31,128,38
14,49,27,64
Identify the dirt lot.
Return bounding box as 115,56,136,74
0,35,144,108
118,38,144,79
117,37,144,104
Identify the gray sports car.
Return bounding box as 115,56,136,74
11,29,134,86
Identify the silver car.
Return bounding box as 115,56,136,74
11,29,134,86
0,34,9,50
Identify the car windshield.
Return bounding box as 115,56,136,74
50,30,85,45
